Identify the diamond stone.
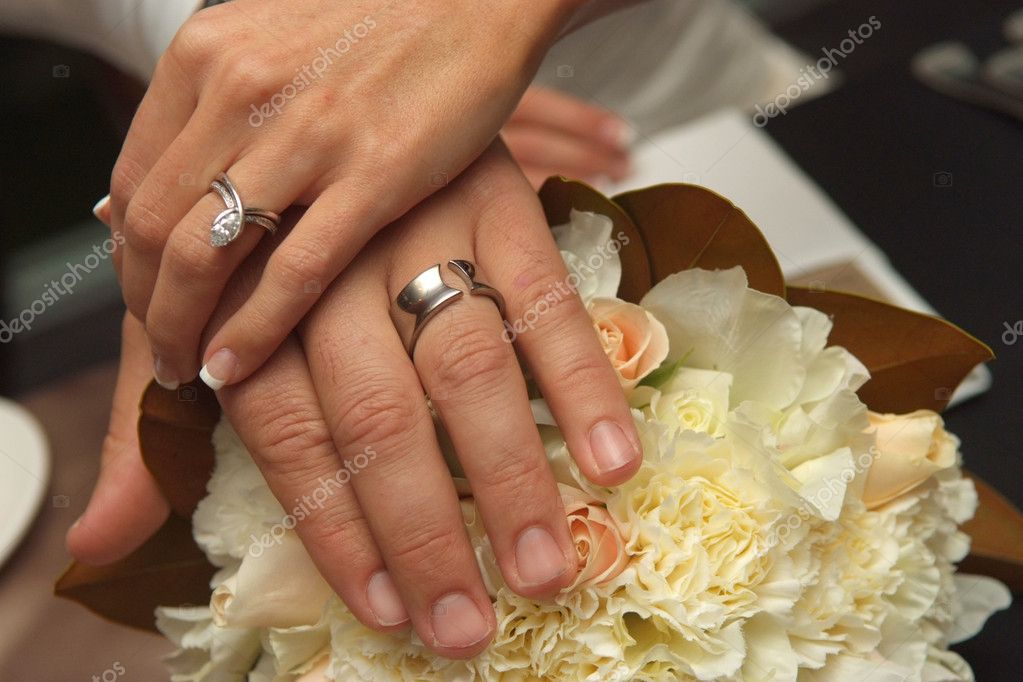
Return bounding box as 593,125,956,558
210,211,242,246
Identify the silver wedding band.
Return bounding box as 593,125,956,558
208,172,281,247
396,259,506,355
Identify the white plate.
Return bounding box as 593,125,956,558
0,397,51,568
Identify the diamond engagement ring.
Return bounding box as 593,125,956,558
208,173,281,247
396,259,506,355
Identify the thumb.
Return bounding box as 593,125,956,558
66,312,170,565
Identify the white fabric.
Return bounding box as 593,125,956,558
537,0,812,134
0,0,201,80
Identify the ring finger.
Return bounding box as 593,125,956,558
301,257,496,659
141,152,313,387
385,196,577,599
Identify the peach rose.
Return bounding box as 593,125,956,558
559,484,628,588
589,297,669,393
862,409,959,508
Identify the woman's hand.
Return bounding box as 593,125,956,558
111,0,585,394
75,139,640,658
503,86,634,189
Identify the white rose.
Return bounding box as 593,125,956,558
552,209,623,304
632,366,733,436
212,530,332,628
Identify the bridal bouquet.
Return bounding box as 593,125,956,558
58,181,1017,681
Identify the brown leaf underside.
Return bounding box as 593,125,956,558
55,515,216,633
786,287,993,414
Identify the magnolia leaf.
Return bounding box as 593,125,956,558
54,516,217,632
613,183,785,297
962,472,1023,593
786,287,993,413
538,176,651,303
139,379,221,517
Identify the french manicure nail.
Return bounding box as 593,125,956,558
92,194,110,221
199,348,239,391
590,420,638,474
153,356,180,390
366,571,408,626
515,526,568,586
430,592,491,649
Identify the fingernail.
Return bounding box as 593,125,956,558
590,420,638,474
92,194,111,221
153,356,180,390
366,571,408,626
430,592,491,649
598,119,635,148
199,348,238,391
515,526,569,586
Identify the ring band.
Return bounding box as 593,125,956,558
209,173,281,247
396,259,506,355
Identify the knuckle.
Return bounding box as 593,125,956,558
302,502,370,556
142,316,179,356
517,270,582,330
387,521,464,571
168,11,226,68
472,448,549,493
215,52,279,101
165,227,218,281
334,381,423,451
429,322,510,391
554,346,616,389
110,156,147,208
271,241,332,294
251,401,336,484
123,198,173,255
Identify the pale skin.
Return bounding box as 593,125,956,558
73,141,641,657
86,0,641,656
109,0,630,392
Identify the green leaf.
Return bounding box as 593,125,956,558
639,352,691,389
